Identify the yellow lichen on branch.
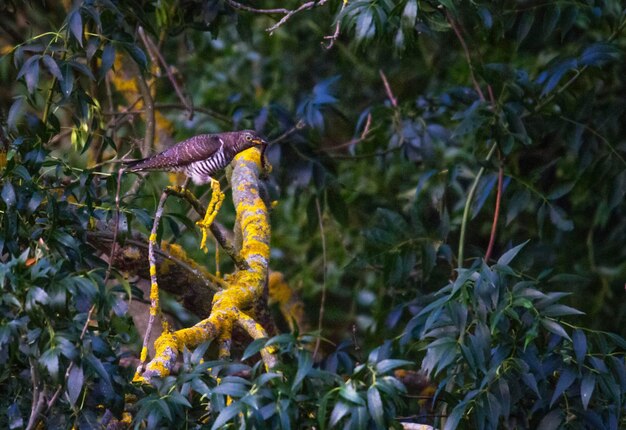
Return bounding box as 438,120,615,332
137,147,275,383
268,272,309,332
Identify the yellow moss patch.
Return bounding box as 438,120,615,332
268,272,292,305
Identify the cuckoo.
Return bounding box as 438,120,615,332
126,130,267,250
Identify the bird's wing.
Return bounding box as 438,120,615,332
126,134,224,171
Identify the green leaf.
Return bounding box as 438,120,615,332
401,0,418,29
99,43,115,79
60,62,74,98
367,386,385,429
547,182,575,200
516,12,535,45
39,348,60,379
329,401,351,427
69,9,83,46
497,240,529,266
375,359,412,374
241,337,267,361
355,9,374,40
24,57,40,93
339,384,364,405
537,409,562,430
292,349,313,391
213,382,248,397
42,55,63,81
167,392,192,408
443,401,466,430
2,182,17,208
211,402,243,429
125,45,148,70
549,367,576,407
541,319,571,341
572,329,587,363
7,97,25,131
67,365,84,406
580,372,595,410
541,304,584,317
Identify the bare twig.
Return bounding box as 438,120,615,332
269,119,306,145
138,26,194,120
484,163,503,262
226,0,289,14
379,70,398,108
139,189,170,372
156,103,232,124
135,74,155,158
327,112,372,151
313,197,327,360
323,0,348,49
446,12,486,102
267,1,329,33
26,358,45,430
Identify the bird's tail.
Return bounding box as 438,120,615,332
122,158,149,172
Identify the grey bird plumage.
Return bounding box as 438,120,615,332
125,130,267,185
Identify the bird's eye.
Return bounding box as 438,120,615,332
245,134,252,141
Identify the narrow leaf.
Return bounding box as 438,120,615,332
2,182,17,208
211,403,242,430
541,319,571,341
537,409,562,430
69,10,83,46
60,63,74,98
572,329,587,364
67,365,84,406
497,240,529,266
7,97,25,131
367,386,384,429
580,373,595,410
99,43,115,79
42,55,63,81
550,367,576,407
24,59,40,93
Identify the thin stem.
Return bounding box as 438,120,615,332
446,12,486,102
484,163,504,262
458,142,498,268
313,197,327,360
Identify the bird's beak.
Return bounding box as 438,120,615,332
252,138,266,146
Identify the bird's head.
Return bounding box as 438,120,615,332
242,130,267,147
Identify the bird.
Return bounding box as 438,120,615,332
124,130,268,251
125,130,267,184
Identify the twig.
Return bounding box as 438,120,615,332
457,142,498,268
484,163,503,262
269,119,306,145
313,197,327,360
138,189,170,371
164,186,248,270
446,12,486,102
328,112,372,151
267,1,329,33
226,0,289,14
379,70,398,108
323,0,348,49
25,358,45,430
135,74,155,158
156,103,232,124
138,26,194,120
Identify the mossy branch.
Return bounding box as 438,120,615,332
137,147,276,382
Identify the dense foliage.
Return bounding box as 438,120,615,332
1,0,625,428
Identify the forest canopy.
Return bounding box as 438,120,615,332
0,1,625,429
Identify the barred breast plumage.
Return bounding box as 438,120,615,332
125,130,267,185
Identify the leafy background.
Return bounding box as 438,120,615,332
0,0,625,428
